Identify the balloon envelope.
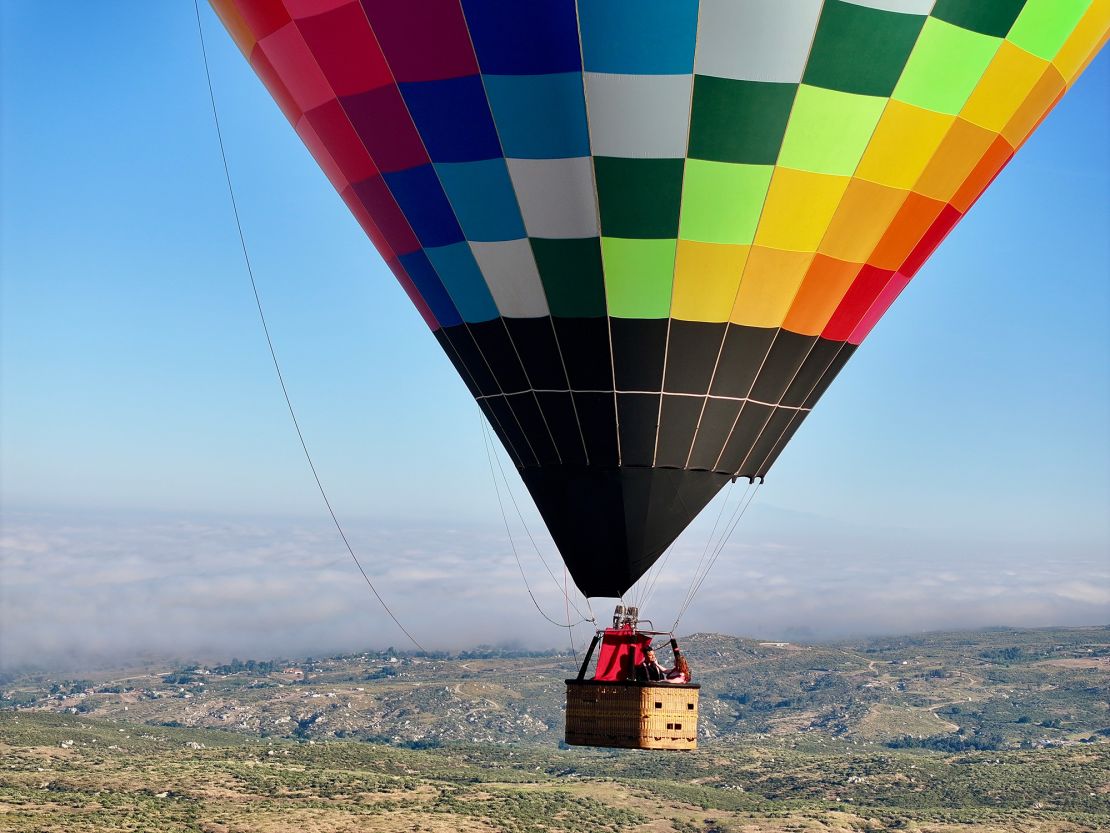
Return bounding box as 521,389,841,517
212,0,1106,597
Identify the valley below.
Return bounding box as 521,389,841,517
2,626,1107,831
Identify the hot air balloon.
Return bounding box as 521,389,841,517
210,0,1106,749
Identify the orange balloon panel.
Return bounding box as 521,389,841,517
213,0,1105,598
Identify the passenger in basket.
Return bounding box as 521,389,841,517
639,646,667,681
640,646,688,683
668,648,691,684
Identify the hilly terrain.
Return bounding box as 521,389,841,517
2,626,1108,831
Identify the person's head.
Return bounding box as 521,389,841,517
644,647,656,661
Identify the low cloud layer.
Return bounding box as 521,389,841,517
2,503,1106,672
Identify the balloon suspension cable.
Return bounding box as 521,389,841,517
637,478,737,615
564,565,577,667
193,1,425,654
479,412,592,638
480,412,593,626
675,480,752,618
636,481,743,624
583,591,597,629
672,481,761,632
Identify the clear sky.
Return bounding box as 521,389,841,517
1,4,1107,668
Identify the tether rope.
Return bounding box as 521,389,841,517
193,0,425,654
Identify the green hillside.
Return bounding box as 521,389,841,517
2,627,1107,831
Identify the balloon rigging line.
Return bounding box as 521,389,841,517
682,483,759,622
676,480,753,620
193,0,426,654
673,482,761,630
481,415,593,624
645,478,737,611
659,483,738,621
651,0,703,473
564,565,578,667
674,483,759,629
583,588,597,628
639,477,738,617
480,412,591,634
486,417,593,629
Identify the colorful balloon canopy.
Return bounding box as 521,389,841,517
212,0,1106,597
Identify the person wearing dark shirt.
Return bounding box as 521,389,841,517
640,646,667,681
640,645,691,684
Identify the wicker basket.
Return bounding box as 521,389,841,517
564,680,699,750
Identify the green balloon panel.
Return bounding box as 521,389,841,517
213,0,1105,596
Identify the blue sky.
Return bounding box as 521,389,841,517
1,4,1107,663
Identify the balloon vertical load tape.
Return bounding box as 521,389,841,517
212,0,1107,599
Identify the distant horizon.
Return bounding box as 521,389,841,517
5,623,1108,679
4,485,1109,671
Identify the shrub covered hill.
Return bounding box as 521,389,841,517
1,627,1108,832
3,627,1108,749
